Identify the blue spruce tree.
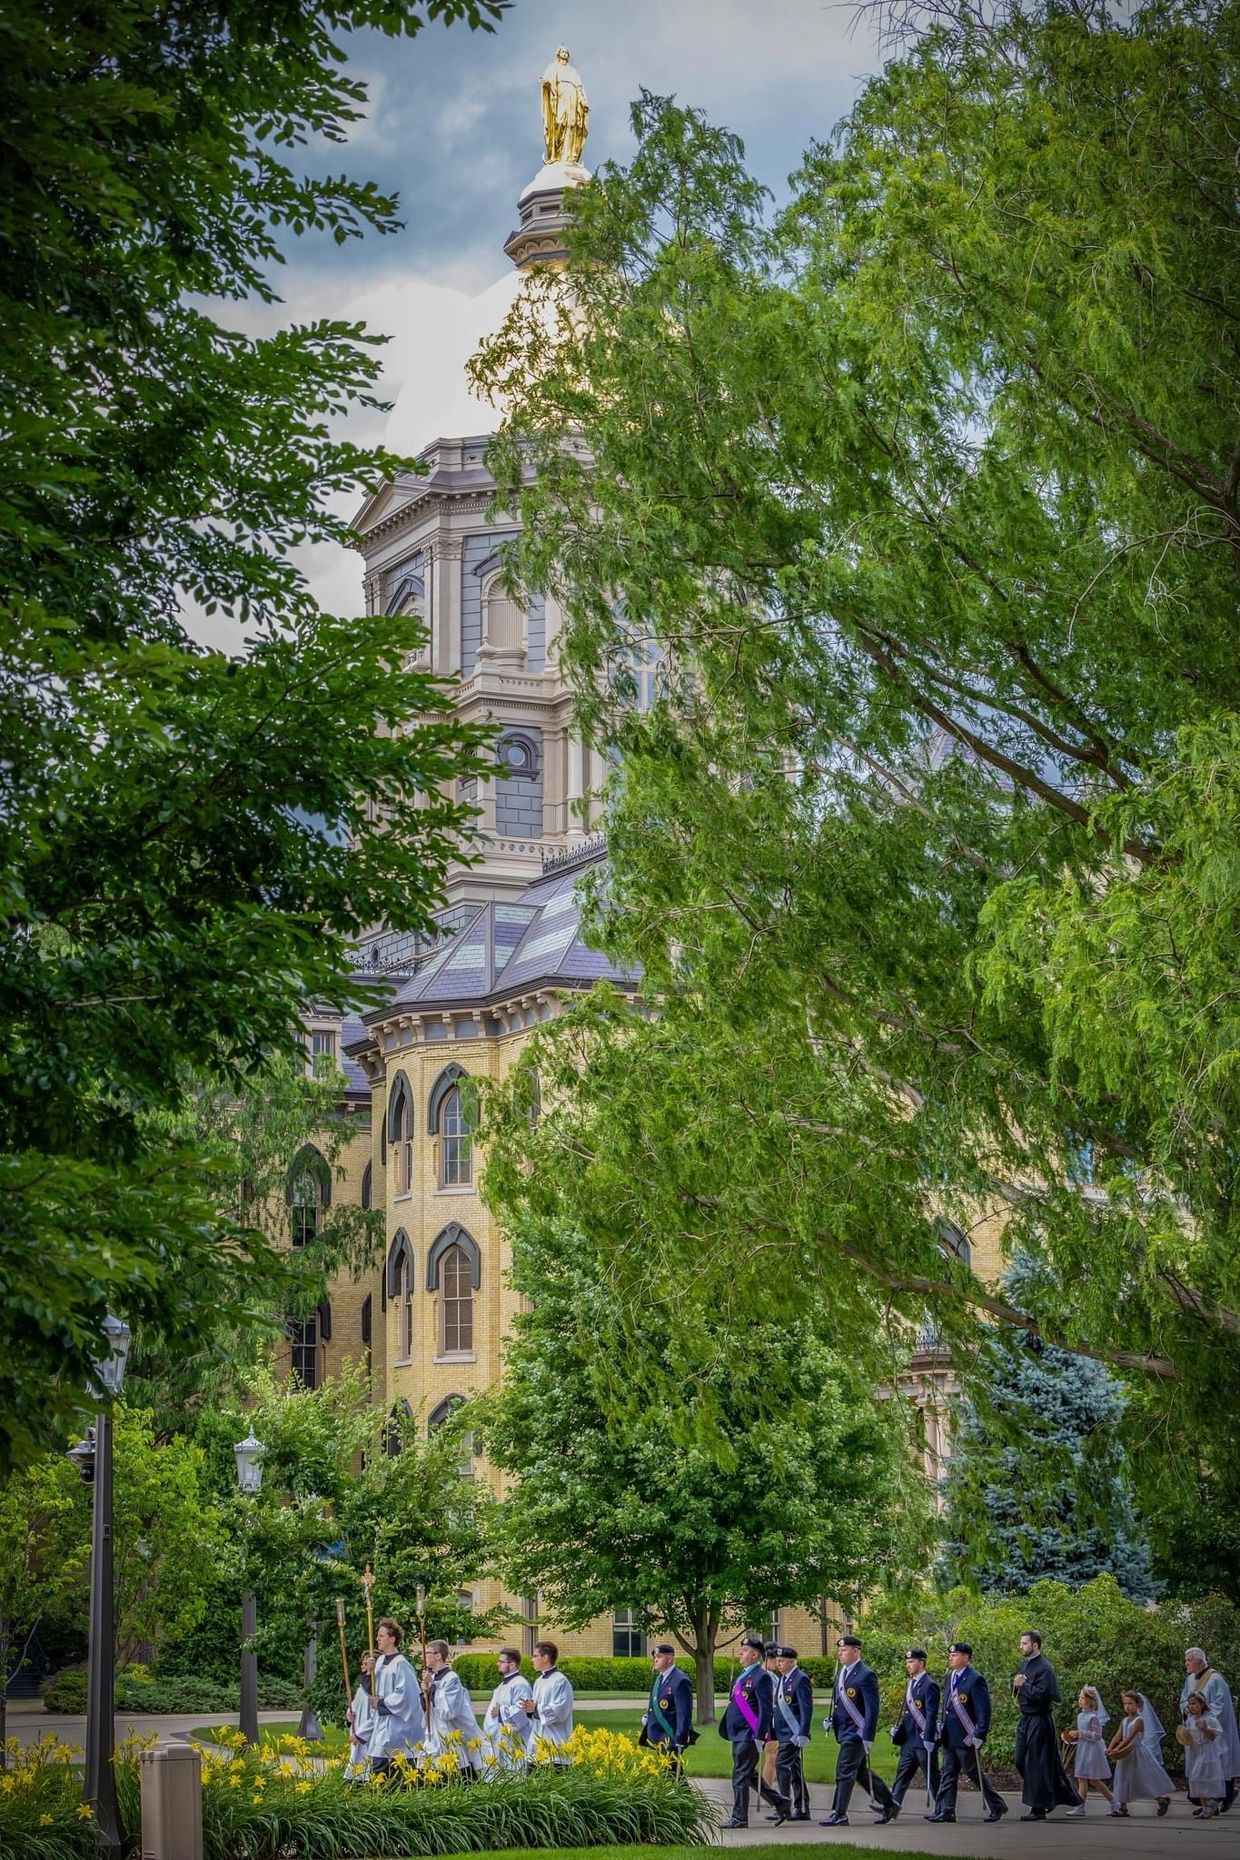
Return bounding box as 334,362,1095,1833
940,1263,1156,1599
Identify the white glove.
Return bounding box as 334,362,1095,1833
794,1735,809,1749
966,1736,981,1749
864,1740,873,1756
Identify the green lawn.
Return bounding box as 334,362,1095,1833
195,1708,899,1785
451,1850,943,1860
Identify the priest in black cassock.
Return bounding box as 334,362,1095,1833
1011,1631,1083,1822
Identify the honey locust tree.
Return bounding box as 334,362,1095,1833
0,1,504,1466
472,0,1240,1541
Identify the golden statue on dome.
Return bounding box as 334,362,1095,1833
541,45,589,166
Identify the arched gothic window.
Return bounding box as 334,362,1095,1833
386,1229,416,1362
360,1160,373,1210
428,1394,474,1475
935,1218,972,1271
429,1065,473,1187
287,1145,331,1248
388,1070,414,1194
439,1244,473,1354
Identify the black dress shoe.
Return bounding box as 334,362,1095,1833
875,1804,899,1824
818,1813,849,1826
790,1811,812,1821
1020,1810,1047,1822
925,1811,955,1822
985,1806,1009,1822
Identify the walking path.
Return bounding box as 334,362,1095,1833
697,1778,1235,1857
10,1702,1232,1855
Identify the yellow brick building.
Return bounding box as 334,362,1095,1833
286,56,1005,1665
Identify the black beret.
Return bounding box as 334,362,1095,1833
839,1634,862,1649
653,1643,676,1656
740,1633,766,1655
904,1648,928,1662
777,1645,798,1660
948,1642,972,1657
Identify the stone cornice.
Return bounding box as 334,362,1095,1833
362,491,498,550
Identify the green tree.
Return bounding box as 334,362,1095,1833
939,1268,1155,1600
0,0,504,1469
471,0,1240,1530
0,1407,219,1747
479,1217,926,1723
126,1052,382,1438
0,1456,86,1757
196,1369,501,1718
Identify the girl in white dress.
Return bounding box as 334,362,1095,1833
1063,1687,1113,1812
1182,1692,1224,1816
1107,1691,1173,1817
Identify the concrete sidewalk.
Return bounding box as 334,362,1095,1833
698,1777,1235,1857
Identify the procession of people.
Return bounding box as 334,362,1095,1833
343,1629,576,1780
340,1610,1238,1830
715,1630,1240,1830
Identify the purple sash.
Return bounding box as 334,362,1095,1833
906,1684,927,1737
950,1676,979,1741
731,1675,760,1737
838,1675,867,1736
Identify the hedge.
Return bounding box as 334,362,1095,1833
454,1652,840,1696
857,1574,1240,1770
40,1664,303,1715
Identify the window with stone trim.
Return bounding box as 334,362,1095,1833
438,1243,473,1354
612,1609,644,1658
287,1145,330,1248
288,1301,329,1390
438,1084,471,1187
389,1071,414,1194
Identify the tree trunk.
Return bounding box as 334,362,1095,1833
684,1599,720,1725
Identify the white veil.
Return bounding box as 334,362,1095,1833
1081,1686,1110,1728
1136,1693,1165,1752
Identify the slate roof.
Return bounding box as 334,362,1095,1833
368,848,633,1023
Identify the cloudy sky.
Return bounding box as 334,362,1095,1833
225,0,885,634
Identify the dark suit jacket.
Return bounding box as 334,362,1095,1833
938,1666,992,1747
892,1672,940,1746
646,1664,694,1747
773,1667,814,1742
721,1664,774,1741
829,1661,880,1744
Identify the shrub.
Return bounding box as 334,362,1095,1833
109,1723,714,1860
454,1653,678,1694
40,1666,302,1715
860,1575,1240,1769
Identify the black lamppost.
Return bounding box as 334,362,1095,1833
67,1311,131,1860
233,1430,264,1746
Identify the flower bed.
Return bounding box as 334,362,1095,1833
0,1736,99,1860
2,1726,714,1860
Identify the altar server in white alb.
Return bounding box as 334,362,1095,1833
422,1638,484,1773
522,1639,574,1756
368,1617,426,1774
484,1646,535,1767
345,1650,377,1779
1181,1646,1240,1814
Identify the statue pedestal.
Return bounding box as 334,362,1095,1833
505,160,591,270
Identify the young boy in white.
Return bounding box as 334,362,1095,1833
523,1639,574,1757
422,1638,484,1774
344,1650,376,1779
368,1617,426,1773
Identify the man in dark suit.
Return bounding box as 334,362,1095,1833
820,1634,899,1827
890,1648,941,1811
719,1632,791,1828
640,1642,695,1771
770,1645,813,1821
927,1641,1008,1825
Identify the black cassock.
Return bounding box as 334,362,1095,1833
1013,1654,1081,1812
